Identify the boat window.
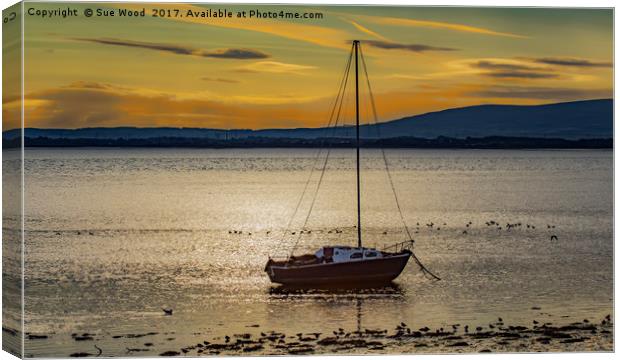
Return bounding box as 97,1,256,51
365,252,377,257
350,252,363,259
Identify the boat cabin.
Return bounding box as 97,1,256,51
315,246,383,263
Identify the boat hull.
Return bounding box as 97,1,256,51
265,251,412,286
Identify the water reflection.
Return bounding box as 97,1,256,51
264,282,410,338
268,281,405,298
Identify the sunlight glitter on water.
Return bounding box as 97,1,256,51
14,148,612,356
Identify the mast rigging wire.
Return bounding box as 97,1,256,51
359,43,441,281
286,43,355,257
281,41,442,282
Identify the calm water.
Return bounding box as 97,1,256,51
18,148,612,356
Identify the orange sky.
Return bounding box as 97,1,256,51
3,4,613,130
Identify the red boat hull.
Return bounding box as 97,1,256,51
265,251,412,285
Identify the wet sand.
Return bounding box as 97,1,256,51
15,315,612,357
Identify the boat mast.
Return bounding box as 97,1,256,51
354,40,362,248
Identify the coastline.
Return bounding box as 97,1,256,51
3,136,613,150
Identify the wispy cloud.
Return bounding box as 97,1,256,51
483,71,558,79
199,48,270,59
473,60,542,72
384,74,427,81
73,37,270,60
365,40,458,53
530,57,612,68
464,57,612,80
117,3,351,50
470,60,557,79
201,77,240,84
73,37,193,54
362,15,527,38
235,61,317,74
345,19,390,41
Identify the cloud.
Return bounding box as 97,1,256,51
198,48,270,59
530,57,612,68
73,37,194,55
110,5,524,52
66,81,131,91
473,60,542,72
385,74,427,81
469,60,557,79
482,71,559,79
234,61,317,74
73,37,269,59
362,15,527,38
116,3,351,50
465,57,612,80
469,85,612,100
365,40,458,53
201,77,240,84
482,71,558,79
345,19,390,41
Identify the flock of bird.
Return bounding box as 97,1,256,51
225,220,561,242
63,220,559,242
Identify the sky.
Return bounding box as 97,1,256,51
4,3,614,130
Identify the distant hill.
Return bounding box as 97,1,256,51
249,98,613,139
3,99,612,142
360,98,612,139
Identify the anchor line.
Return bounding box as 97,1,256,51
359,44,441,281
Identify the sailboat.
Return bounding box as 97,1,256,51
264,40,437,286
